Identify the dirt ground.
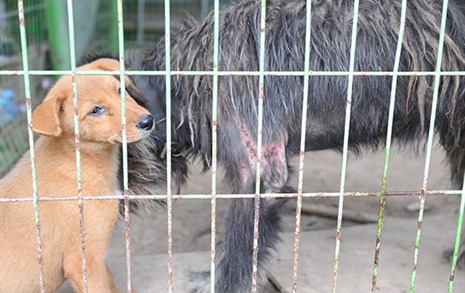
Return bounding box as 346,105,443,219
57,145,465,292
113,144,459,256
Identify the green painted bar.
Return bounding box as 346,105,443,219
448,174,465,292
292,0,312,291
332,0,361,292
410,0,450,291
372,0,408,290
17,0,45,291
65,0,89,291
66,1,80,185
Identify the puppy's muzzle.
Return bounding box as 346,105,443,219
137,114,155,131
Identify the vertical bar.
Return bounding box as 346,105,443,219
17,0,45,291
292,0,312,292
448,174,465,292
164,0,173,291
66,0,87,291
410,1,449,291
210,0,220,291
371,0,408,291
332,0,360,291
251,0,267,291
116,1,132,292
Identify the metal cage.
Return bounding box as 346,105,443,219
0,0,464,292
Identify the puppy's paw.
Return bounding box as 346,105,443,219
186,271,211,293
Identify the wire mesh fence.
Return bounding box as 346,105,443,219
0,0,464,292
0,0,230,176
0,0,47,175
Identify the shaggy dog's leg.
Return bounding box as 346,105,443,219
190,123,292,292
189,195,289,293
217,196,289,293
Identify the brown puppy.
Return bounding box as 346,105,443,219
0,58,153,293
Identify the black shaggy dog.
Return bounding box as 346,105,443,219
125,0,465,291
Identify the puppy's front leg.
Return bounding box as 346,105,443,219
64,253,116,293
63,241,138,293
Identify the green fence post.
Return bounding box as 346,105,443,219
45,0,70,70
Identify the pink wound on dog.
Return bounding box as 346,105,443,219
238,122,288,192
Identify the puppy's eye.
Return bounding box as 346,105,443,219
118,87,122,95
89,106,106,116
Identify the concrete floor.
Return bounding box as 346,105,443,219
58,146,465,292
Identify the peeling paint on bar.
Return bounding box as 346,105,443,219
410,0,450,291
3,69,465,77
371,0,408,291
115,0,133,292
16,0,45,291
251,0,267,291
65,0,88,291
448,174,465,292
164,0,173,291
0,189,462,203
292,0,312,292
332,0,361,291
210,0,220,291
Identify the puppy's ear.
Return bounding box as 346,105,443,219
90,58,121,72
32,94,65,137
87,58,132,86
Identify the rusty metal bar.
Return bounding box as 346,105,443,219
65,0,88,291
3,69,465,77
292,0,312,291
16,0,45,291
0,190,462,203
332,0,361,291
210,0,220,291
115,0,133,291
448,174,465,292
410,1,450,291
371,0,408,291
164,0,174,291
251,0,268,291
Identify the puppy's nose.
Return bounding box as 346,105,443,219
137,114,154,131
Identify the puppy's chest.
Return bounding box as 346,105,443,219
81,174,120,196
81,159,120,196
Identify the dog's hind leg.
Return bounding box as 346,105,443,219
189,126,292,292
189,195,289,293
217,195,289,293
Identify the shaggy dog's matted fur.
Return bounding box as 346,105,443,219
124,0,465,291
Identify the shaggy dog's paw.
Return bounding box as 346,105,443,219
187,271,211,293
443,245,465,269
